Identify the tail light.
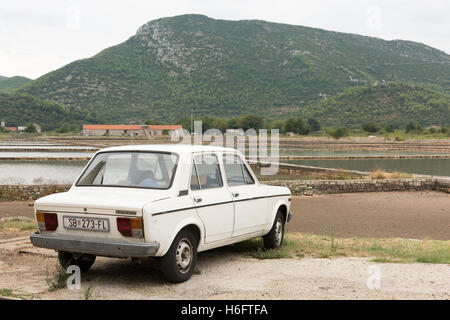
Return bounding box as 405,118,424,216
36,211,58,231
117,217,144,238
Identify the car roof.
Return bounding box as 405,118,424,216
99,144,239,154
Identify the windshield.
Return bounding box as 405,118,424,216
76,151,178,189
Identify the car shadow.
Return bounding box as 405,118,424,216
82,239,263,286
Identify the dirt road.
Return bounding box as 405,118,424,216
2,191,449,240
289,191,450,240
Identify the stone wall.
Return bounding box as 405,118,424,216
0,185,70,201
267,178,438,195
0,177,447,201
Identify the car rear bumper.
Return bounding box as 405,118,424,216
30,233,160,258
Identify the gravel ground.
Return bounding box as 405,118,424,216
0,241,448,300
0,191,449,299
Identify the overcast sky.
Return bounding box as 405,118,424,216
1,0,449,79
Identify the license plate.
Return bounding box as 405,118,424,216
63,216,109,232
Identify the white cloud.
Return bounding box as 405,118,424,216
0,0,449,78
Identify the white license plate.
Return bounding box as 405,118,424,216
63,216,109,232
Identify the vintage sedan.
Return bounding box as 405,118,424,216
30,145,292,282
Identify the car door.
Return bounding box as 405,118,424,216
190,153,234,243
222,153,268,237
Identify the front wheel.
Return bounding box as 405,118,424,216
263,211,285,249
58,251,96,273
160,229,198,283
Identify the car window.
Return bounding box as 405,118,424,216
242,162,255,184
223,154,255,186
190,160,200,190
191,154,223,190
77,152,178,189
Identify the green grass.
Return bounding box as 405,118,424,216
46,264,70,292
0,218,36,231
0,288,26,300
230,233,450,264
83,284,96,300
193,269,202,275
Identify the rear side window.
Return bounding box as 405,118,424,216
223,154,255,186
190,154,223,190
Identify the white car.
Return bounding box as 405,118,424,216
30,144,292,282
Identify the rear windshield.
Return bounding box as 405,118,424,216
76,152,178,189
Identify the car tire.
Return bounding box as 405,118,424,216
58,251,96,273
263,210,285,249
161,229,198,283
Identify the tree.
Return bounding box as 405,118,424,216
405,121,416,133
238,115,264,131
307,118,321,132
384,123,395,133
362,122,379,133
285,117,310,135
328,127,349,139
24,123,37,133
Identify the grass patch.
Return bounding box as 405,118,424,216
83,284,96,300
193,269,202,275
0,218,36,232
46,264,70,292
366,169,412,179
0,288,26,299
228,233,450,264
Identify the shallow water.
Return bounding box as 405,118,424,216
0,151,94,158
285,158,450,176
0,160,88,184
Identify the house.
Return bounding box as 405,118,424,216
82,124,183,137
148,125,183,136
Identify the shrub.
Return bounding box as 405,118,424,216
328,127,349,139
362,122,379,133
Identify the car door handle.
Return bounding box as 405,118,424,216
193,197,202,203
232,192,240,197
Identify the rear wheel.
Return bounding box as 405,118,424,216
160,229,198,283
263,211,285,249
58,251,96,273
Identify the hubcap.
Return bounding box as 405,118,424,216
176,238,193,274
275,218,283,247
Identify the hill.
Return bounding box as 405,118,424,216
0,76,32,94
0,93,97,131
301,83,450,127
20,14,450,123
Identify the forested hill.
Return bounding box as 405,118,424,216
302,83,450,127
0,93,96,131
19,14,450,123
0,76,32,93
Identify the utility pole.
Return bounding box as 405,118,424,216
190,108,194,134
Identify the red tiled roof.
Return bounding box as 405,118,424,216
148,125,183,130
5,127,17,131
83,125,146,130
